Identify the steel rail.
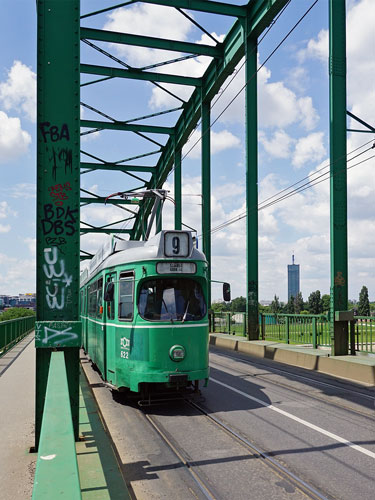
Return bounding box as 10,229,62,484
186,400,330,500
143,412,217,500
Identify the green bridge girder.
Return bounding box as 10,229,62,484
36,0,352,450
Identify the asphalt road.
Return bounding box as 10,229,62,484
83,347,375,500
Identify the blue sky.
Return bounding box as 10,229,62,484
0,0,374,303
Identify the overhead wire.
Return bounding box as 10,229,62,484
178,0,320,166
206,142,375,237
163,0,296,180
110,0,298,236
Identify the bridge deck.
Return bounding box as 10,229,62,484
1,332,373,498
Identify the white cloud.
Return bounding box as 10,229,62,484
182,128,241,159
298,29,328,63
292,132,326,168
259,129,295,159
9,183,36,199
0,111,31,163
103,4,193,67
0,201,17,219
213,58,319,132
0,61,36,122
286,66,309,93
0,254,36,295
0,224,11,233
24,237,36,257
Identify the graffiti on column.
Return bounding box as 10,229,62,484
43,247,72,310
39,120,77,315
35,321,79,347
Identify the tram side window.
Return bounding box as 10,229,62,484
119,271,134,321
88,282,97,317
105,277,115,320
97,278,103,318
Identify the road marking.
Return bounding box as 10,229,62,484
211,377,375,460
210,350,375,400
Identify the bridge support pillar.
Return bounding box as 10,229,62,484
174,148,182,230
329,0,348,355
201,100,211,307
36,0,81,448
245,33,259,340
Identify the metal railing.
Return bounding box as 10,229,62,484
210,312,329,347
32,351,81,499
354,316,375,353
210,312,375,353
0,315,35,356
260,313,330,347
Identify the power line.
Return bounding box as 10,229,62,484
179,0,320,164
165,0,298,178
206,145,375,237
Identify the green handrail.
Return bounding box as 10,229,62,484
209,311,374,353
32,351,81,499
0,316,35,356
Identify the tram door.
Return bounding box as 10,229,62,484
104,272,117,385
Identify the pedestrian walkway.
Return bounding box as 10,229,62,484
0,333,129,499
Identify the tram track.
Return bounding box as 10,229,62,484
186,399,331,500
143,410,218,500
140,398,330,500
209,351,375,420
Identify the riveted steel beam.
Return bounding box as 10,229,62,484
80,162,156,173
81,63,201,86
329,0,348,355
80,228,132,234
81,27,222,57
132,0,288,238
139,0,247,17
36,0,81,450
81,0,247,19
81,119,174,135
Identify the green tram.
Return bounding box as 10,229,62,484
80,230,209,394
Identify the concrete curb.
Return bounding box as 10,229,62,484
210,335,375,386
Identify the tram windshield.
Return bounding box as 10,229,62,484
138,278,206,322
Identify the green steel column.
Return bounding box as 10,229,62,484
201,101,211,307
329,0,348,355
174,148,182,230
36,0,81,448
245,33,259,340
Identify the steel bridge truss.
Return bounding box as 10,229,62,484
35,0,351,447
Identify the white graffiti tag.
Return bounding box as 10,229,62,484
43,247,72,310
37,325,78,346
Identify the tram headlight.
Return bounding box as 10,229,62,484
169,345,185,361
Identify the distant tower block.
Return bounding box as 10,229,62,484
288,254,300,300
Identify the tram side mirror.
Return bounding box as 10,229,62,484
223,283,231,302
104,282,114,302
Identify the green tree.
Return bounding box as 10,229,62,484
211,301,230,313
294,292,304,314
358,286,370,316
231,296,246,312
285,295,295,314
308,290,323,314
0,308,35,321
270,295,281,314
321,294,330,313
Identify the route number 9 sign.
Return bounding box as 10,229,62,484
164,232,189,257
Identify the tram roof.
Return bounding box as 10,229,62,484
80,230,206,286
